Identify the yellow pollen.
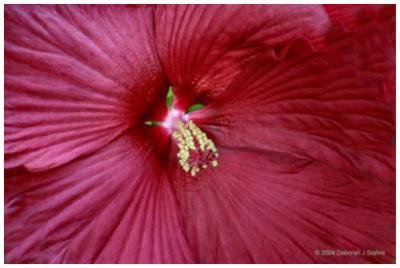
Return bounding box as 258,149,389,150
172,120,219,176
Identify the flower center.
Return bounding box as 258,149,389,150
161,108,188,130
144,86,218,177
172,120,219,176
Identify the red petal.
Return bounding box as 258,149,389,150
322,5,395,105
154,5,330,106
171,147,394,263
324,4,395,31
6,134,194,263
198,18,395,184
178,13,395,263
5,5,165,172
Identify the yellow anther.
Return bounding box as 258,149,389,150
172,120,219,176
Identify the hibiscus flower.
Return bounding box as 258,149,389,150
5,4,395,264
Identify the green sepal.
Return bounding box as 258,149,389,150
144,121,162,126
166,86,174,110
186,103,204,114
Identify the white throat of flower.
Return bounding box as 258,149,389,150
172,120,219,176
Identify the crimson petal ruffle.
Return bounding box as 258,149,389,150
154,4,330,106
198,16,395,183
324,4,395,32
6,134,193,263
5,5,165,172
